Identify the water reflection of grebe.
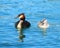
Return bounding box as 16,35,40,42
15,13,31,42
18,30,25,42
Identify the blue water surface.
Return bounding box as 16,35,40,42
0,0,60,48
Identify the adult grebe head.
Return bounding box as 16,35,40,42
16,13,25,20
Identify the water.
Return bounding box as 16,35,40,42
0,0,60,48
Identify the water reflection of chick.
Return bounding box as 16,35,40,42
41,28,47,36
15,13,31,42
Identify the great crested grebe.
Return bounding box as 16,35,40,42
15,13,31,29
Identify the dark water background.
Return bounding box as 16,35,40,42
0,0,60,48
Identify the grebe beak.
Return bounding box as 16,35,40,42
15,15,22,19
15,15,19,19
